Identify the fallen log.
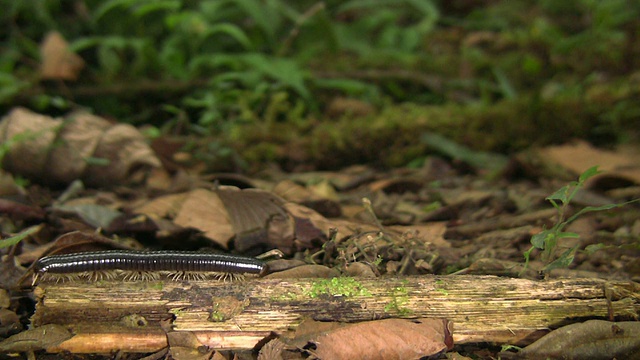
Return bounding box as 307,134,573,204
31,275,640,353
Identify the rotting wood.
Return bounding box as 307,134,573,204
32,275,640,353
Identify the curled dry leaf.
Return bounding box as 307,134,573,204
306,318,451,360
0,108,161,187
217,187,293,252
167,331,213,360
520,320,640,360
136,187,293,250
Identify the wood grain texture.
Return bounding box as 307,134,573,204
32,275,640,353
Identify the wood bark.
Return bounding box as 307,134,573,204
32,275,640,353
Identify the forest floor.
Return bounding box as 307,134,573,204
1,109,639,359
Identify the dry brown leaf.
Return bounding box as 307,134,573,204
0,308,21,333
520,320,640,359
168,331,214,360
273,179,318,202
264,264,339,279
216,187,291,251
84,123,162,187
0,324,72,352
40,31,84,80
173,188,234,248
540,141,640,185
284,202,378,242
343,262,377,277
0,108,61,179
273,179,341,213
135,187,293,250
273,180,343,218
266,210,296,254
134,192,189,219
0,108,161,187
0,198,46,222
46,111,109,183
217,187,288,234
262,259,306,273
0,170,25,197
388,222,450,248
257,338,286,360
307,318,451,360
368,178,423,194
0,289,9,308
289,167,375,190
307,179,340,201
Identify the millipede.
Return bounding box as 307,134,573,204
33,250,267,283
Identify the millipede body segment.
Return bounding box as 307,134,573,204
34,250,267,281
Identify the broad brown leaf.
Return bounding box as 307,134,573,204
306,318,451,360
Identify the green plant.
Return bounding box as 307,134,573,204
522,166,632,275
0,226,40,249
383,280,412,315
2,0,638,167
305,277,372,298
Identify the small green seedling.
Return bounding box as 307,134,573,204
523,166,633,275
0,226,40,249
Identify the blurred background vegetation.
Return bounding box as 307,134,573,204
1,0,639,172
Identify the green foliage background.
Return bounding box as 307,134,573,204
1,0,639,171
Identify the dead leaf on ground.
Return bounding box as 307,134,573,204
53,203,122,229
217,187,292,251
288,167,376,191
138,187,292,250
519,320,640,360
0,289,9,308
302,318,452,360
0,324,72,352
539,140,640,186
273,179,341,218
172,188,235,248
40,31,85,80
0,198,46,222
0,170,25,197
167,331,213,360
257,338,286,360
19,230,144,266
0,308,22,336
0,108,161,187
264,264,339,279
368,178,423,194
134,192,188,219
343,262,377,277
284,202,378,243
388,222,450,248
